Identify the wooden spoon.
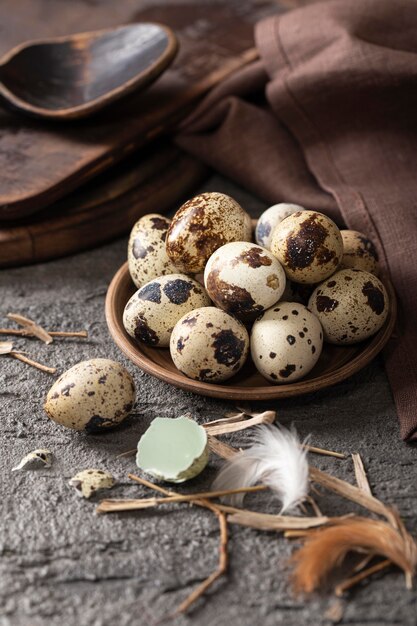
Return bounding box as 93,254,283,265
0,23,178,120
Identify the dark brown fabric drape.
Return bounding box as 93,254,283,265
177,0,417,441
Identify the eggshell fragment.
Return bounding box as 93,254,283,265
308,269,389,344
136,416,209,483
128,214,177,288
44,359,135,432
255,203,306,250
166,192,252,273
340,230,379,275
204,242,286,320
170,307,249,383
271,211,343,284
251,302,323,383
69,469,115,499
123,274,211,348
12,449,53,471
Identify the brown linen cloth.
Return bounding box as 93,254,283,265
176,0,417,442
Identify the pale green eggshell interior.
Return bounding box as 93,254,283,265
136,416,209,483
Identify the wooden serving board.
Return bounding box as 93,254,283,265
0,0,284,221
0,143,207,268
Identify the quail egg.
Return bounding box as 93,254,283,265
271,211,343,284
340,230,379,275
166,192,252,273
204,242,286,320
170,307,249,382
251,302,323,383
44,359,135,432
128,214,177,288
123,274,211,348
255,203,306,249
69,469,115,499
308,269,389,344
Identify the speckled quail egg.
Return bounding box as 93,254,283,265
128,214,177,288
308,269,389,344
251,302,323,383
44,359,135,432
170,307,249,382
204,242,286,320
255,203,306,250
123,274,211,348
340,230,379,275
271,211,343,284
69,469,115,499
166,192,252,273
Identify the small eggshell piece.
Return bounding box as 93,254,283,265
44,359,136,432
251,302,323,383
166,192,252,273
308,269,389,344
12,449,53,471
341,230,379,274
128,214,177,288
170,307,249,383
123,274,211,348
69,469,115,499
271,210,343,284
136,416,209,483
204,242,286,320
256,203,306,249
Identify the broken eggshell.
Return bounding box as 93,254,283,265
44,358,136,432
12,449,53,471
69,469,115,499
136,416,209,483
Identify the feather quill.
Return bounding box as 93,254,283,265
212,424,309,512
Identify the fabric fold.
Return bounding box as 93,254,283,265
176,0,417,441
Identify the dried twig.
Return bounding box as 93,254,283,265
0,328,87,339
352,453,372,496
3,349,57,374
203,410,275,435
306,495,323,517
304,445,346,460
208,436,240,460
96,485,266,514
334,559,392,596
7,313,53,344
0,341,13,355
227,510,330,531
308,466,397,527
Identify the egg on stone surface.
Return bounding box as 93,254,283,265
255,203,306,250
170,307,249,383
340,230,379,275
166,192,252,274
128,214,177,288
308,269,389,344
204,242,286,320
271,210,343,284
44,359,135,432
69,469,115,499
123,274,211,348
251,302,323,384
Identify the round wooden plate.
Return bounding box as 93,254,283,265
105,262,397,400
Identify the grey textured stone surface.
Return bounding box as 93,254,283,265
0,177,416,626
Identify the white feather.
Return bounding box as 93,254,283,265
212,424,309,512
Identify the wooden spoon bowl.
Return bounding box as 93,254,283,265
105,262,397,401
0,23,178,119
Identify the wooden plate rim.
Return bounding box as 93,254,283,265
105,261,397,400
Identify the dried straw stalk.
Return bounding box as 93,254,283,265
352,453,372,495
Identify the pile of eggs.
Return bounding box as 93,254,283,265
123,192,389,385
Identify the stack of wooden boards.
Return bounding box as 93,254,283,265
0,0,283,267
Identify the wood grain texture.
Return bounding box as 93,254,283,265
0,0,283,220
0,144,207,267
0,24,178,119
105,262,397,401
